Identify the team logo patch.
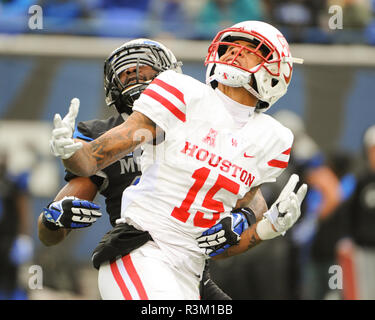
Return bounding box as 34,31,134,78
231,138,238,147
202,128,218,147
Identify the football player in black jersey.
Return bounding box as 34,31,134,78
38,39,259,299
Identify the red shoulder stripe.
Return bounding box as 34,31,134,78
152,78,185,105
143,88,186,122
267,159,289,169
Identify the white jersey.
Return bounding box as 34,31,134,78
121,70,293,277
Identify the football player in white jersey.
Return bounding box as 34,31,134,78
50,21,307,300
43,38,238,300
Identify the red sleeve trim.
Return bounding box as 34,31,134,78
143,88,186,122
267,159,289,169
152,78,185,105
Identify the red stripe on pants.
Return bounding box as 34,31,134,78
122,255,149,300
110,260,133,299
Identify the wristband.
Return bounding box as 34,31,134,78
239,207,257,226
232,207,256,229
41,210,60,231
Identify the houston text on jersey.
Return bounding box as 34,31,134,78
180,140,255,188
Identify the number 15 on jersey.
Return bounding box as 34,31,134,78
171,167,240,228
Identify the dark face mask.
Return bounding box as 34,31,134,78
104,43,181,115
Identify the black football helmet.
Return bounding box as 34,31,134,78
104,38,182,115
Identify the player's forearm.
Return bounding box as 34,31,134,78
62,111,156,176
38,213,70,246
62,140,97,177
247,188,268,222
234,186,268,221
212,223,262,260
62,127,134,177
218,175,307,259
38,177,98,246
213,187,267,259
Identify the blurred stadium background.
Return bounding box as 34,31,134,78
1,0,375,300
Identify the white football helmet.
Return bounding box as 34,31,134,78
205,21,303,112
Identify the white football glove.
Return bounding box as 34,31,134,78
50,98,83,159
256,174,308,240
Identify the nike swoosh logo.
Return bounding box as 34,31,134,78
244,153,255,158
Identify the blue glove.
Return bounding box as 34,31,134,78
197,208,255,257
42,196,101,229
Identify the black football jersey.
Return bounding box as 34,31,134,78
65,115,141,227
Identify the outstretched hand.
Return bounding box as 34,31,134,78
256,174,308,240
50,98,83,159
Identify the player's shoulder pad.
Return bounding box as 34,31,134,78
256,112,294,146
253,113,293,183
157,69,198,83
134,71,206,130
153,70,207,97
74,115,123,141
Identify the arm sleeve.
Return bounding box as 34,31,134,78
133,70,188,133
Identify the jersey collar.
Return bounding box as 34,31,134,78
215,88,255,128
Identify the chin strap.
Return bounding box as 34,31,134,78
242,82,262,100
208,65,263,100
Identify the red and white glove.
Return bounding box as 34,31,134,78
256,174,308,240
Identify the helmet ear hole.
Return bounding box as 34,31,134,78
256,100,269,110
251,74,258,92
271,79,279,87
211,80,218,89
209,64,218,89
